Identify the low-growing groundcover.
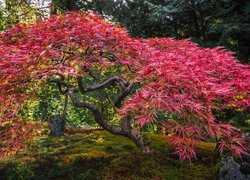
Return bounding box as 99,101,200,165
0,123,220,180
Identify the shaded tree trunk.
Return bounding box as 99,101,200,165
68,88,152,154
121,116,152,153
200,12,206,41
190,0,200,38
238,36,250,63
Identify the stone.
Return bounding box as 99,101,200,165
217,157,250,180
48,115,65,136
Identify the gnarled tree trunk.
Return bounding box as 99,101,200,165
121,116,152,153
50,75,153,154
126,128,152,153
68,88,152,154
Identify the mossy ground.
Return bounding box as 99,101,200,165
0,124,220,180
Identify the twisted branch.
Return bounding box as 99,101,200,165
68,88,123,135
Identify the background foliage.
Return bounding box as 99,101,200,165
50,0,250,63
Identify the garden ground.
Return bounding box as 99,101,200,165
0,123,221,180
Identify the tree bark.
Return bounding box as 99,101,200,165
121,116,152,153
126,128,152,153
68,88,152,153
50,76,153,154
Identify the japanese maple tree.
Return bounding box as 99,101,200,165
0,11,249,160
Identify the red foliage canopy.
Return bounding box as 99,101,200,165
121,38,250,160
0,12,249,160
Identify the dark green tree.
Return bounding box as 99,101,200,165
210,0,250,63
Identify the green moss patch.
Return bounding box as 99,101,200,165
0,127,220,180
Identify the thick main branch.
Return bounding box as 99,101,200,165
49,75,152,153
48,75,73,95
77,76,129,93
115,83,133,108
68,88,123,135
